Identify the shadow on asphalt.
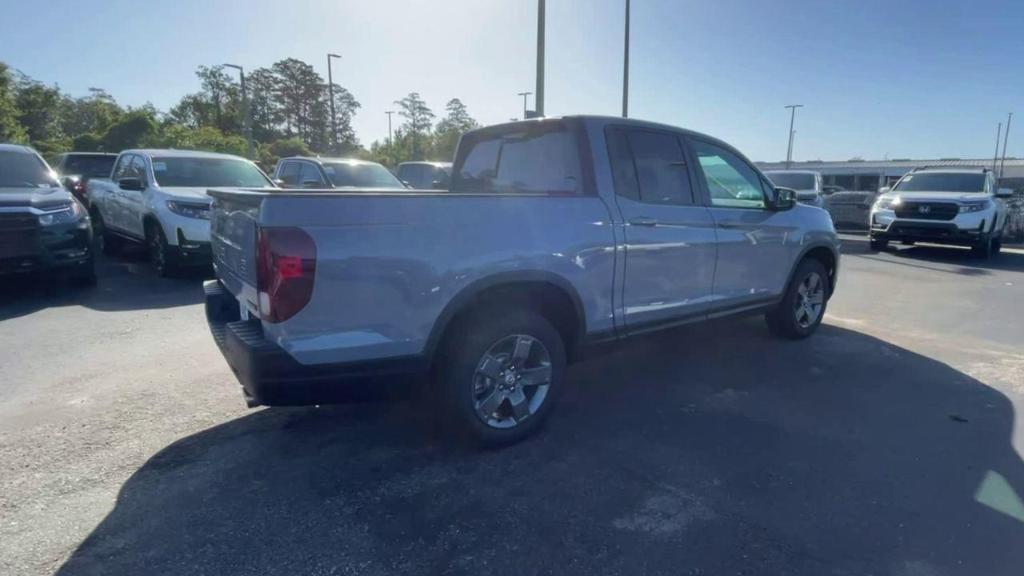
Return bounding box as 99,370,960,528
841,234,1024,274
0,251,209,322
56,320,1024,575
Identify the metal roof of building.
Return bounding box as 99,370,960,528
757,158,1024,170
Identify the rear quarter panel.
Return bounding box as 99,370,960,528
258,193,618,365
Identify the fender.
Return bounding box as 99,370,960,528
784,240,840,298
423,269,587,362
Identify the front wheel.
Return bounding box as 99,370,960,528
91,208,120,255
972,236,993,259
147,224,179,277
766,259,829,340
869,237,888,251
437,310,566,446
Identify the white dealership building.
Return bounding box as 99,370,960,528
756,158,1024,192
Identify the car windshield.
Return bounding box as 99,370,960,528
322,162,403,188
62,155,116,178
0,150,58,188
151,157,271,188
893,172,985,193
767,172,816,190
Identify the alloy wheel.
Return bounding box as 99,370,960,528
472,334,553,429
793,272,825,328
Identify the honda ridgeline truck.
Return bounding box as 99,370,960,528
205,116,840,445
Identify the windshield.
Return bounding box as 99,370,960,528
151,157,271,188
766,172,815,190
62,155,116,178
893,172,985,193
322,162,403,188
0,150,58,188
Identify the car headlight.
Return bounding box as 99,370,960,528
874,196,900,210
38,201,85,226
959,200,991,213
166,200,210,220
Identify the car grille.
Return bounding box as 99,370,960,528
895,202,958,221
0,212,39,231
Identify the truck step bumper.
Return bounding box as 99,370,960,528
204,280,426,407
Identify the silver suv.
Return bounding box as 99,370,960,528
869,168,1013,258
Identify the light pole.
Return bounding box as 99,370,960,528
517,91,532,119
223,64,253,160
327,53,341,153
999,112,1013,179
993,122,1002,173
784,104,803,168
385,110,394,149
622,0,630,118
535,0,545,116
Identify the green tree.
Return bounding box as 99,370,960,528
60,88,123,138
157,125,247,156
433,98,478,161
0,62,26,143
102,109,159,151
72,133,104,152
168,66,241,135
258,137,313,171
247,67,282,144
394,92,434,160
13,75,64,142
327,84,361,153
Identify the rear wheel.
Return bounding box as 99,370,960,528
91,208,120,255
437,310,566,446
147,223,179,277
766,259,829,340
869,237,888,251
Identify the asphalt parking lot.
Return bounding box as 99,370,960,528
2,236,1023,576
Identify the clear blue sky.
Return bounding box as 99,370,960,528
2,0,1021,161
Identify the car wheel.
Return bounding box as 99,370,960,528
437,310,566,447
971,236,993,259
992,236,1002,256
91,209,119,255
147,224,178,277
869,237,888,251
766,258,829,340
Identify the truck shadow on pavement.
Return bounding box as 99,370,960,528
0,253,208,322
55,320,1024,575
841,234,1024,274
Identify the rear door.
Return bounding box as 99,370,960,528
687,137,791,304
119,155,149,238
104,154,133,232
607,126,718,331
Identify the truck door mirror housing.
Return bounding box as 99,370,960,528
770,187,796,211
118,177,145,191
878,186,891,195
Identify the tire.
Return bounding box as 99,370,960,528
971,236,993,259
72,255,97,287
869,237,888,251
147,223,179,277
436,309,566,447
91,208,120,255
991,236,1002,257
766,258,830,340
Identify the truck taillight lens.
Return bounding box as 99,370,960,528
256,227,316,323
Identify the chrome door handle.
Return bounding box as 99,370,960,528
629,217,658,227
717,222,744,229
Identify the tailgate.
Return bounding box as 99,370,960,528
209,190,261,312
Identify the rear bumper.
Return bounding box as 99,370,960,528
0,219,93,276
204,280,425,406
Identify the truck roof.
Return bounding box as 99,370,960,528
281,156,386,166
0,143,35,154
122,149,251,160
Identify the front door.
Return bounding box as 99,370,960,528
687,137,792,305
607,127,718,331
118,154,149,239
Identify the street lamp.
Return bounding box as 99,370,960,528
385,110,394,149
622,0,630,118
327,53,341,153
999,112,1013,179
223,64,253,160
535,0,545,116
517,92,532,119
784,104,803,168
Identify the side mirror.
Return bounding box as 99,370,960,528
878,186,891,195
401,180,412,188
118,177,144,191
996,187,1014,198
770,187,796,211
301,179,321,189
273,178,286,188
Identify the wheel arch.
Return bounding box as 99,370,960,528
789,242,838,298
425,270,587,365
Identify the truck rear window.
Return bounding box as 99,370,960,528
451,122,582,195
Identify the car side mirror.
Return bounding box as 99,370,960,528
770,187,796,211
878,186,891,195
996,187,1014,198
118,177,145,191
273,178,286,188
401,180,412,188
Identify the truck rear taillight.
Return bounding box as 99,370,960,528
256,227,316,323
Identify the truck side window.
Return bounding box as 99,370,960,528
690,140,766,209
453,123,582,195
299,163,324,187
112,155,132,180
278,161,300,187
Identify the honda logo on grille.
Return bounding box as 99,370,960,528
918,205,931,214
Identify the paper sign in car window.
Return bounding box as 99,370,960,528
153,162,167,172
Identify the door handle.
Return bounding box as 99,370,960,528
717,222,745,229
629,217,658,227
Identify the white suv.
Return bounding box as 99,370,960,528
869,168,1013,258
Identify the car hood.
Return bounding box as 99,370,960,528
0,186,75,210
882,191,987,202
161,187,215,203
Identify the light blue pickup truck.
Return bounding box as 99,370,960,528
205,116,840,445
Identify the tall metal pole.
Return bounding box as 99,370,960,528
385,111,394,148
327,53,341,153
535,0,545,116
223,64,253,160
999,112,1013,179
784,104,803,168
622,0,630,118
993,122,1002,173
517,92,532,118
